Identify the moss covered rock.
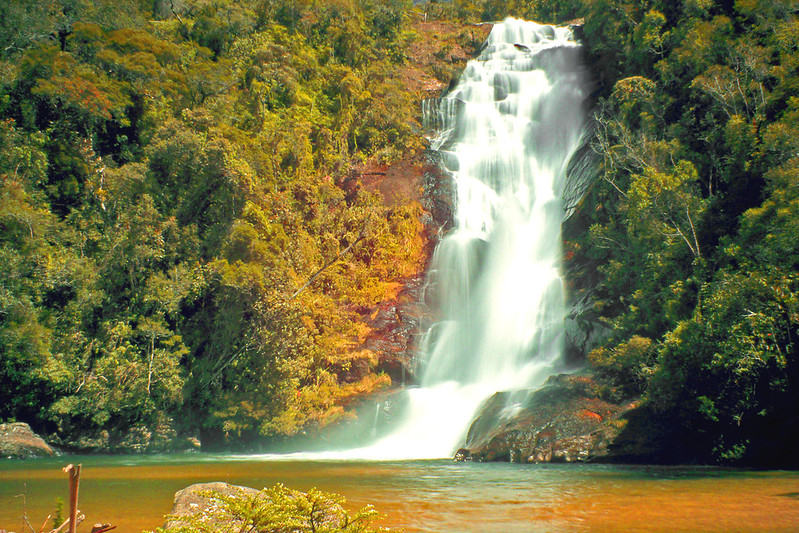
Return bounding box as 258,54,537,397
0,423,55,458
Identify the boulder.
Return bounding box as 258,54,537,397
0,422,55,458
456,374,637,463
164,482,361,531
165,482,259,530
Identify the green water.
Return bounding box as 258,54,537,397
1,455,798,532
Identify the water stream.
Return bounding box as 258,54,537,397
265,19,589,461
326,18,589,459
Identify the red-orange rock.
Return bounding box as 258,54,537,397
456,374,637,463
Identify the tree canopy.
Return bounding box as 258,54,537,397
2,0,798,466
0,0,427,448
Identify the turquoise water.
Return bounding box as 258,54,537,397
1,455,798,532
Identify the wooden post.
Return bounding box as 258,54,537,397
63,464,81,533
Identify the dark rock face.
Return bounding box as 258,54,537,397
366,273,428,387
457,374,636,463
347,153,448,389
0,422,56,458
328,154,439,389
422,150,456,233
49,417,200,454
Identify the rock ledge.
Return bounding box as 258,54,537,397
456,374,637,463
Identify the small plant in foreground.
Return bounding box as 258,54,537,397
151,483,396,533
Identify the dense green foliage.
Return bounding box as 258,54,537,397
527,0,797,466
3,0,797,466
417,0,799,466
0,0,427,447
152,484,392,533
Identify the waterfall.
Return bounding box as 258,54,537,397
422,19,587,387
264,18,589,461
364,18,589,459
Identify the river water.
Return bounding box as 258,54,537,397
1,456,798,532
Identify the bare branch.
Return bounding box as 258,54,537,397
686,205,701,258
289,213,373,300
38,514,52,533
169,0,184,25
601,174,628,198
665,213,699,258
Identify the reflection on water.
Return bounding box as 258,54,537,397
1,456,799,532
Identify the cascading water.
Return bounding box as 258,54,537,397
264,18,589,461
368,19,588,459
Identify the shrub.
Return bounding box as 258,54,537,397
151,483,394,533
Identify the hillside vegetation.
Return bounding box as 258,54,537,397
0,0,444,449
490,0,798,466
2,0,798,466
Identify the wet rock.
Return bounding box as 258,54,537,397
0,422,55,458
454,448,472,461
422,151,455,231
369,274,428,386
458,374,637,463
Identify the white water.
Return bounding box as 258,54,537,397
261,19,588,461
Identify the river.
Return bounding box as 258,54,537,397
1,455,798,532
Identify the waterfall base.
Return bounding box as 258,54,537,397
455,373,636,463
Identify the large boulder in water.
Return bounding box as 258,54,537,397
164,482,373,532
456,374,636,463
165,482,259,530
0,422,56,458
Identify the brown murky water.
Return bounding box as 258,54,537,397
1,456,798,532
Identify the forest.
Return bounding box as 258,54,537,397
0,0,432,451
527,0,799,465
1,0,798,466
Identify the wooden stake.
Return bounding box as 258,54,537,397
62,464,81,533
